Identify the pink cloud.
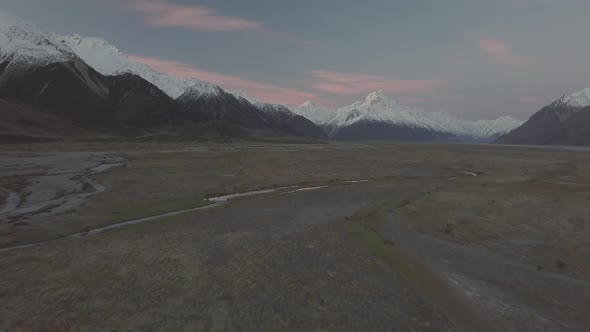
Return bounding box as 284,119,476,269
122,1,315,46
128,54,324,105
124,0,263,32
307,70,445,95
477,39,529,66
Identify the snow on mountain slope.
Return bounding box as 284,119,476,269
475,116,524,137
0,11,75,67
552,87,590,109
291,101,336,125
0,11,200,98
320,90,522,139
231,91,326,138
233,91,315,126
232,89,295,115
177,81,226,103
54,34,204,98
0,10,523,141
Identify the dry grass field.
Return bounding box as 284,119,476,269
1,142,589,331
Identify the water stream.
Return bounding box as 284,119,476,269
0,180,370,253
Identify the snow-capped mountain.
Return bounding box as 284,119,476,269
552,87,590,109
0,10,75,74
46,31,325,137
229,90,326,137
291,101,337,126
0,9,524,142
176,83,274,132
232,89,307,118
312,90,522,141
253,102,326,138
496,86,590,146
53,34,203,98
0,11,188,136
178,81,226,101
475,116,524,138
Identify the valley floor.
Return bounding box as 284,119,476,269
1,142,589,331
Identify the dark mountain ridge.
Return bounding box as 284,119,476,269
496,88,590,146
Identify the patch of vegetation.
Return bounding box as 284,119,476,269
104,198,211,225
444,223,454,234
346,201,414,274
555,259,567,269
346,200,486,330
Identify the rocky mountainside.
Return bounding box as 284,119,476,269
0,10,325,141
496,87,590,146
0,57,180,133
250,101,326,138
230,91,325,138
0,10,180,135
176,83,274,135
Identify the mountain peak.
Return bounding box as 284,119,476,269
0,10,76,66
361,90,398,107
555,87,590,108
301,101,317,108
55,34,117,51
185,81,224,98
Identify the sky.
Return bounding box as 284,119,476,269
2,0,590,120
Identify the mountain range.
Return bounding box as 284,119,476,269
54,30,519,143
14,9,590,145
53,33,203,99
0,10,324,141
292,91,523,142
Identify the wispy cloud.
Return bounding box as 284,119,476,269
121,1,315,46
477,39,529,66
124,0,263,32
128,55,323,105
307,70,445,95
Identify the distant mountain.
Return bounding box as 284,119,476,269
250,100,326,138
176,82,274,135
496,87,590,146
475,116,526,140
55,33,324,138
228,91,325,137
53,33,203,99
291,101,336,127
0,10,325,141
294,90,522,142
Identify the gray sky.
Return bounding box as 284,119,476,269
3,0,590,120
